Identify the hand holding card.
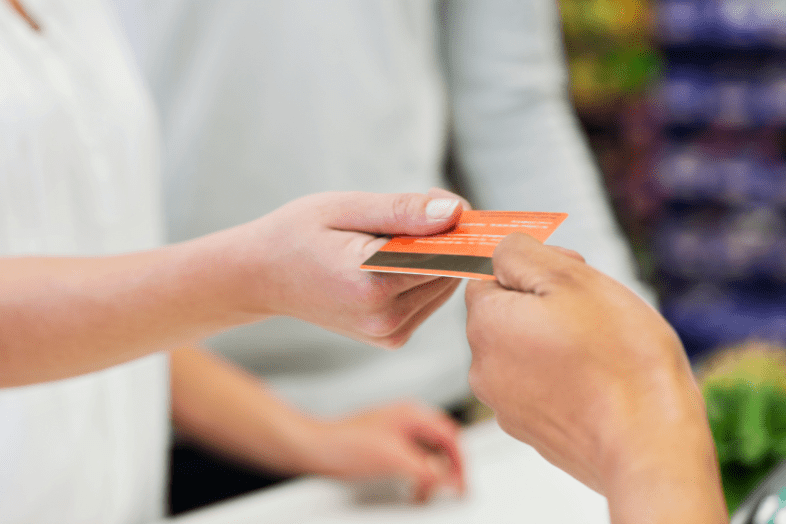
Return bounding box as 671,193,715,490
361,211,568,280
238,190,468,349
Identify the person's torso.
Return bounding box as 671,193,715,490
115,0,471,417
0,1,169,522
135,0,448,240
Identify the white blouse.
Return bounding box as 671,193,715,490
0,1,169,522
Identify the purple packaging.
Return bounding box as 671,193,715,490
710,0,763,47
657,0,705,44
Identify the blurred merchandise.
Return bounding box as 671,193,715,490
561,0,652,41
646,0,786,361
697,342,786,512
647,0,786,512
652,137,786,204
559,0,662,270
657,0,786,49
562,0,786,513
561,0,660,116
729,460,786,524
569,47,661,111
655,63,786,128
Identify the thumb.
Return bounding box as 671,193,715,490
328,192,462,236
492,233,581,295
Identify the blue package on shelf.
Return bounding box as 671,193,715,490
772,164,786,205
762,2,786,48
651,0,786,362
654,146,782,204
662,282,786,358
714,79,755,127
722,205,786,277
752,68,786,125
658,0,712,45
658,0,786,49
657,66,716,125
710,0,763,48
654,146,723,200
718,156,780,203
657,63,786,127
661,283,747,357
654,221,736,279
654,204,786,280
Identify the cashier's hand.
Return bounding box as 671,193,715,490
304,402,466,503
228,189,467,348
464,233,728,524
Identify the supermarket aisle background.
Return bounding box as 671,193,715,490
559,0,786,511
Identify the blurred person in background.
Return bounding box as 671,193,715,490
0,1,467,522
115,0,653,510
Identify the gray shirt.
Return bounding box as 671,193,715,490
117,0,650,416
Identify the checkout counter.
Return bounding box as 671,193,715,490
160,420,610,524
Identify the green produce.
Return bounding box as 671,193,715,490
698,342,786,512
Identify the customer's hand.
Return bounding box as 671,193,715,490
464,233,727,524
225,188,469,348
302,402,465,503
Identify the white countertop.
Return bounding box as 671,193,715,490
161,420,611,524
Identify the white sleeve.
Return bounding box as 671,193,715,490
439,0,654,302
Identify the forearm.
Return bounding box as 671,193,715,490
170,346,318,475
0,231,261,387
605,432,727,524
600,383,728,524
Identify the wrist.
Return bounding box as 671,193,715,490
178,221,278,323
605,435,727,524
600,396,727,524
278,417,336,475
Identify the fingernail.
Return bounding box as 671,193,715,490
426,199,460,221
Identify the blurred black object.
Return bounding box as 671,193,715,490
730,459,786,524
168,441,293,516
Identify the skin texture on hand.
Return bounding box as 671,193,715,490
0,189,467,386
464,233,728,524
171,346,465,504
225,188,469,348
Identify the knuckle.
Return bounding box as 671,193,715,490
358,273,417,307
381,328,412,349
541,263,581,289
464,282,480,309
551,246,585,263
493,232,531,260
465,317,483,349
465,296,495,347
391,193,422,225
395,402,421,420
495,416,520,442
362,311,403,339
356,276,386,304
467,366,490,405
392,400,415,412
378,336,406,350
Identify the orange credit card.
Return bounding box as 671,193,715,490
360,210,568,280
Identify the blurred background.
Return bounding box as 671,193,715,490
112,0,786,516
558,0,786,512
